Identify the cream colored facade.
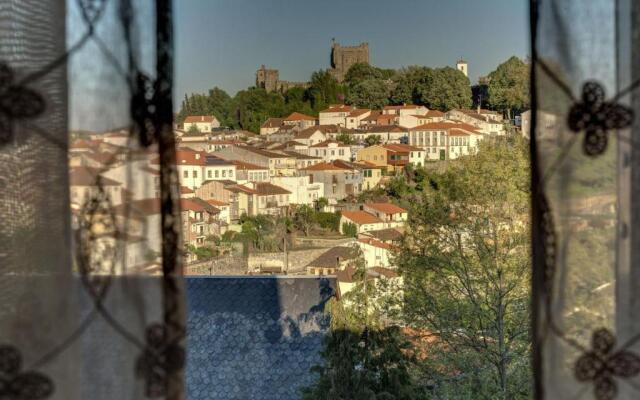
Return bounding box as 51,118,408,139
310,141,352,162
446,109,505,135
183,116,220,132
319,105,355,126
355,145,388,168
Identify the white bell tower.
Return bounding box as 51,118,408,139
456,59,468,77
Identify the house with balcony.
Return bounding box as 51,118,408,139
309,140,352,162
363,202,408,228
230,160,269,183
383,144,425,169
180,198,222,247
282,112,317,129
301,160,363,201
408,121,484,161
248,182,291,216
270,175,325,205
339,210,385,234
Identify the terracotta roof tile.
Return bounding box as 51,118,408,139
341,210,383,225
365,202,407,215
284,112,316,121
184,115,216,123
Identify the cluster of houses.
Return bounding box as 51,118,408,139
67,102,504,278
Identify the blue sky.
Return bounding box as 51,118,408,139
175,0,529,101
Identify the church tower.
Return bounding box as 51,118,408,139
456,59,468,77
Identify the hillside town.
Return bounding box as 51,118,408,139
69,92,521,295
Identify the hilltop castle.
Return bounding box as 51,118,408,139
256,40,370,92
328,40,369,82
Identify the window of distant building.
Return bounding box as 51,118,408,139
183,170,188,178
193,170,198,178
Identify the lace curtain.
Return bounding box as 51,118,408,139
0,1,185,399
532,0,640,399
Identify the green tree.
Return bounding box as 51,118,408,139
177,87,233,126
284,87,315,116
314,197,329,211
396,138,531,399
487,56,530,120
344,63,384,86
187,124,200,133
230,88,286,133
342,222,358,238
304,253,420,399
390,66,430,105
315,211,341,232
307,70,346,111
364,135,382,147
416,67,472,110
336,132,355,145
293,205,315,236
346,79,391,109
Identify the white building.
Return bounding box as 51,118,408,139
269,175,325,205
340,210,385,234
309,140,352,162
319,104,356,126
183,115,220,132
408,122,484,161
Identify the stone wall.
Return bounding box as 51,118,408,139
248,247,331,274
185,255,248,276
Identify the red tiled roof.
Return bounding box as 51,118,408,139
320,104,356,113
303,160,355,171
361,110,381,121
449,129,471,137
180,198,206,212
253,182,291,196
365,202,407,215
180,186,194,194
310,139,345,148
383,144,422,152
226,184,258,194
229,160,268,171
425,110,444,117
348,108,371,117
184,115,216,123
410,122,480,133
359,238,396,250
383,104,423,110
206,199,228,207
176,149,206,165
284,112,315,121
341,210,383,225
295,127,326,139
261,117,284,128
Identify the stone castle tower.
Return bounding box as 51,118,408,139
256,65,280,92
329,40,369,82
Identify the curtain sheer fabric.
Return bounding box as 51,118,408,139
532,0,640,399
0,1,184,399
